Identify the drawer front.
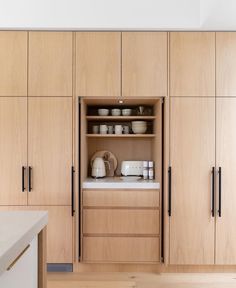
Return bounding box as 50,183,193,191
83,236,160,262
83,189,159,207
83,209,159,235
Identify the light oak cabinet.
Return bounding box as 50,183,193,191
169,97,236,265
28,97,73,205
0,98,27,205
215,98,236,264
170,32,215,96
82,189,160,263
76,32,121,97
169,98,215,264
216,32,236,96
0,32,27,96
28,32,73,96
122,32,167,97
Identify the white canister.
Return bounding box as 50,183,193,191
99,125,108,134
114,125,123,135
92,125,99,134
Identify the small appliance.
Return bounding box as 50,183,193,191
121,161,143,176
91,157,107,178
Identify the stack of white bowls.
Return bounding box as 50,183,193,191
131,121,147,134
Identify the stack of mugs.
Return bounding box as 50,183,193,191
93,124,130,135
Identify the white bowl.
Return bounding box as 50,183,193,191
98,109,109,116
132,126,147,134
132,121,146,126
111,109,121,116
122,109,132,116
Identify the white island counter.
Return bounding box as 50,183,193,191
0,211,48,288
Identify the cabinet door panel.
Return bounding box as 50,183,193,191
28,98,72,205
122,32,167,97
76,32,121,97
0,98,27,205
83,209,159,235
83,237,159,262
216,98,236,264
169,98,215,264
29,32,73,96
216,32,236,96
170,32,215,96
0,206,73,263
0,32,27,96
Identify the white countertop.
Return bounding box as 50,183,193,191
83,177,160,189
0,211,48,276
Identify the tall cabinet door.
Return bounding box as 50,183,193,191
0,32,27,96
76,32,121,97
28,32,73,97
0,98,27,205
28,97,73,205
169,98,215,264
216,98,236,264
170,32,215,97
122,32,167,97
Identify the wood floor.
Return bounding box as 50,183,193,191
48,272,236,288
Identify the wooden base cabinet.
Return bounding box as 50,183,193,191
82,189,160,263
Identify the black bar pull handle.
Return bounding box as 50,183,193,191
22,166,26,192
28,166,32,192
71,166,75,217
211,167,215,217
168,166,172,217
218,167,222,217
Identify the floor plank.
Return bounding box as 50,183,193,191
48,272,236,288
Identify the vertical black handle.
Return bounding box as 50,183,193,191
211,167,215,217
168,166,172,217
71,166,75,217
218,167,222,217
22,166,25,192
28,166,32,192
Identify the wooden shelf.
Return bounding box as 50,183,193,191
86,134,155,138
86,116,155,121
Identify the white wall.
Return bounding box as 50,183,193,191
0,0,235,30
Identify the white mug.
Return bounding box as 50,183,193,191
108,125,113,134
100,125,108,134
92,125,99,134
115,125,123,135
123,125,129,134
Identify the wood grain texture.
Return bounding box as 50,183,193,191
216,32,236,96
0,32,27,96
83,209,159,235
122,32,167,97
0,98,27,205
28,32,73,96
38,227,47,288
83,189,159,208
170,32,215,96
169,98,215,264
216,98,236,264
28,97,72,205
83,237,159,263
76,32,121,97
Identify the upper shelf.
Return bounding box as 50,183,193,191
86,116,156,121
86,134,155,138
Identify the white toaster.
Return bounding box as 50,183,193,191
121,161,143,176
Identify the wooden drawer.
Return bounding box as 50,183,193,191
83,209,159,235
83,189,159,208
83,236,160,262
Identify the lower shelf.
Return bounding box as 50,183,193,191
82,236,160,263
